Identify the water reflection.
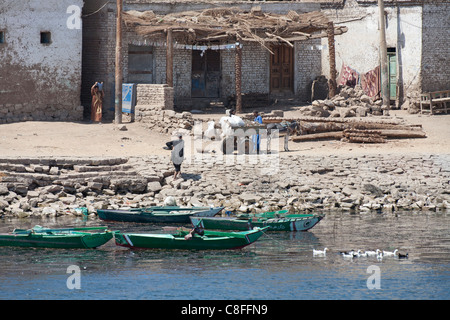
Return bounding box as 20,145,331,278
0,211,449,299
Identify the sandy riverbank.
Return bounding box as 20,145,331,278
0,110,449,158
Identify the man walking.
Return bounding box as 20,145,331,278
165,135,184,179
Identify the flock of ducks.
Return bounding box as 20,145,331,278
313,248,409,260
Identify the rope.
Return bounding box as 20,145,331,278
82,1,110,18
259,229,289,247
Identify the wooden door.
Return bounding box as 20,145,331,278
191,50,221,98
270,45,293,93
388,52,397,100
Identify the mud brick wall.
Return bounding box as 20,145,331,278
421,2,450,92
296,39,323,103
0,0,84,123
81,0,116,119
136,84,174,110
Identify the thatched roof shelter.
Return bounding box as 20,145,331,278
123,7,347,53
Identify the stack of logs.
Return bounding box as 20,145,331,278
262,116,426,143
342,129,386,143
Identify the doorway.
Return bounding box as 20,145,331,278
270,45,294,94
387,48,397,101
127,45,153,84
191,50,221,98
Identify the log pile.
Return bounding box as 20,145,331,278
261,117,427,143
342,129,386,143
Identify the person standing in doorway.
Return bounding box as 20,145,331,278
91,82,104,123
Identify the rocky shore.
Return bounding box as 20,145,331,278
0,152,449,219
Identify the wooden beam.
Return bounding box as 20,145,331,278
235,43,242,114
115,0,123,124
166,28,173,87
327,21,337,98
378,0,390,112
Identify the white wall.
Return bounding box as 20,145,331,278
321,2,422,96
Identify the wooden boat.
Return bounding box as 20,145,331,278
0,225,115,249
114,227,269,250
190,214,324,232
129,206,215,212
237,210,316,219
97,206,224,223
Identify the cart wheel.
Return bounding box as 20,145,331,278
237,137,254,154
221,137,235,154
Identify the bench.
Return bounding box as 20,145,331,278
420,90,450,114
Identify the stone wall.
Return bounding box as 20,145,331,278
0,0,84,123
0,154,448,218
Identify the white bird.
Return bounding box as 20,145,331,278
377,251,383,261
366,249,380,257
313,248,328,256
341,252,356,258
357,250,368,257
383,249,398,257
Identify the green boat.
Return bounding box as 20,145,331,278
236,210,316,219
97,206,224,223
114,227,268,250
0,225,115,249
190,214,324,232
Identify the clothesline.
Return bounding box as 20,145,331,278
129,39,328,52
128,39,244,51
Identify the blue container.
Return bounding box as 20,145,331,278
122,83,136,114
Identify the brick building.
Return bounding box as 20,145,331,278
0,1,448,123
81,0,336,117
0,0,84,123
318,0,450,107
81,0,449,118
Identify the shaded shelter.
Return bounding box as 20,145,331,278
122,7,348,112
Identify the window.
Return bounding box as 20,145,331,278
0,31,4,44
40,31,51,44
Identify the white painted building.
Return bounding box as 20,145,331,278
0,0,84,123
319,0,450,106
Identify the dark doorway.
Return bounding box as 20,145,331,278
191,50,221,98
128,45,153,84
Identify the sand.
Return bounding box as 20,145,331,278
0,110,449,158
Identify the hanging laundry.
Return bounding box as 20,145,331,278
360,65,381,99
337,62,359,87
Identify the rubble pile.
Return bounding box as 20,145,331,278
137,107,195,134
300,85,385,118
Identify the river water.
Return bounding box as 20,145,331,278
0,211,449,300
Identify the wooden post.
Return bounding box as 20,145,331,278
378,0,390,112
235,42,242,114
166,28,173,87
327,21,337,98
114,0,123,124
